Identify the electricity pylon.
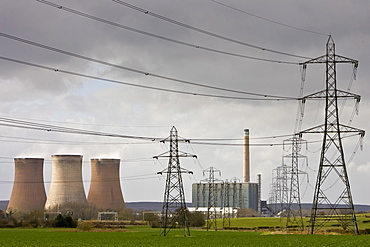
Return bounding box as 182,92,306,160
154,126,196,236
270,165,289,216
222,180,231,229
283,137,308,231
298,36,365,234
202,167,222,231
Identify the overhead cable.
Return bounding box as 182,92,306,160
0,116,358,147
0,116,161,141
0,134,156,145
0,114,169,129
210,0,329,37
112,0,312,60
0,55,299,101
0,32,296,99
35,0,298,65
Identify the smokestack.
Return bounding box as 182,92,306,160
257,174,261,214
7,158,46,214
243,129,250,183
45,155,87,211
87,159,125,211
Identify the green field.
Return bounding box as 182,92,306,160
221,214,370,232
1,226,370,247
1,215,370,246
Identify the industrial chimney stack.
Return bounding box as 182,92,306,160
243,129,250,183
44,155,87,211
7,158,47,214
87,159,125,211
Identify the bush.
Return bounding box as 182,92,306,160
188,211,205,227
52,214,77,228
144,213,160,228
77,221,93,231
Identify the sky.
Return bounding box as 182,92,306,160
0,0,369,205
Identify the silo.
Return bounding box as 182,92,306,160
44,155,87,211
87,159,125,211
7,158,46,214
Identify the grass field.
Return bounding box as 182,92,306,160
219,214,370,232
1,215,370,246
1,226,370,247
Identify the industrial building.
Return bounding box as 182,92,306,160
191,129,261,213
44,155,87,211
191,181,259,211
87,158,125,211
7,158,47,214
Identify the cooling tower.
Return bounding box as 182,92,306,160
87,159,125,210
7,158,47,214
44,155,87,211
243,129,250,183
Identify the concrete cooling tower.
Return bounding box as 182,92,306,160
7,158,47,214
87,159,125,211
44,155,87,211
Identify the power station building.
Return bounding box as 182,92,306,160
7,158,47,213
191,129,261,213
87,158,125,211
44,155,87,211
191,181,259,211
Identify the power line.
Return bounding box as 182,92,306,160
0,114,170,129
0,32,296,99
0,55,299,101
189,133,298,141
0,173,159,184
0,115,359,147
0,156,155,164
36,0,299,65
112,0,312,60
210,0,329,37
0,116,161,141
189,133,359,147
0,134,156,145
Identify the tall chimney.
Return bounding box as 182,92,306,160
258,174,261,214
243,129,250,183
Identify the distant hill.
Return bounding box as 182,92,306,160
1,200,369,213
125,202,191,212
267,203,370,213
125,202,163,211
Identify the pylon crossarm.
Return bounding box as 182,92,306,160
333,54,358,64
299,55,327,65
299,124,364,136
300,54,357,65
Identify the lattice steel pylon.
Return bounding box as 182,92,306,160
222,180,231,228
298,36,365,234
284,137,308,231
202,167,222,231
267,176,278,215
154,126,196,236
268,165,289,216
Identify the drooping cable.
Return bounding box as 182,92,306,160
0,32,297,99
210,0,329,37
112,0,312,60
0,116,161,141
0,134,156,145
36,0,298,65
0,55,300,101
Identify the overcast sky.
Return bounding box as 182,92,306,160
0,0,369,205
